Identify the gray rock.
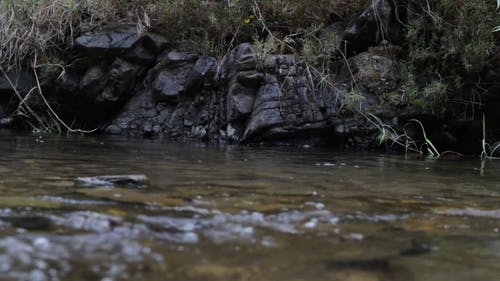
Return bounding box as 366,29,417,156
73,30,168,64
104,124,122,135
152,71,184,101
243,76,284,140
141,33,169,54
75,30,140,54
165,50,198,66
227,82,257,122
79,65,106,94
236,71,264,88
77,174,149,187
235,43,257,71
185,56,218,93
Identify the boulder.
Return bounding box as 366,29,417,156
75,30,140,54
184,56,218,94
152,71,184,101
73,30,168,64
227,83,256,122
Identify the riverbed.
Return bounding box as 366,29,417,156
0,133,498,281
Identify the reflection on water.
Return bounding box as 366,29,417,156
0,132,498,280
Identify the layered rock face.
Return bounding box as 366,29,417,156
52,0,401,146
101,42,343,144
33,25,355,145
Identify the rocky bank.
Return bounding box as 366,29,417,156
0,0,498,153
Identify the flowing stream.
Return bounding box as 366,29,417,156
0,133,498,281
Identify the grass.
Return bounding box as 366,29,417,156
407,119,441,158
481,114,500,159
403,0,499,113
0,0,365,70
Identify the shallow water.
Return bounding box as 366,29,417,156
0,132,498,281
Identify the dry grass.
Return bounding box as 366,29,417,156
0,0,125,69
0,0,364,70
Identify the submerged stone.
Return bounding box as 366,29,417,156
76,174,149,187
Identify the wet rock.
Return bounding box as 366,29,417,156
76,174,149,187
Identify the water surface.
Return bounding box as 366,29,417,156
0,133,498,281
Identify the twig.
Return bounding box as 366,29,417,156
32,55,97,134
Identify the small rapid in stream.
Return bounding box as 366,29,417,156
0,133,498,281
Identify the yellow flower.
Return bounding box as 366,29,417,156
244,15,255,24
